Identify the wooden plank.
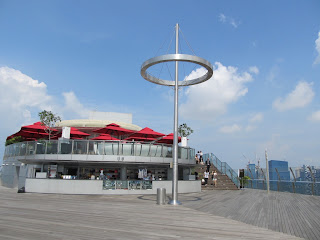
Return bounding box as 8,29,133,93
0,186,305,240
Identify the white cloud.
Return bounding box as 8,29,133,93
259,134,290,160
272,81,314,111
245,113,264,132
218,13,240,28
266,65,279,83
0,66,52,110
0,66,90,142
249,113,263,123
308,110,320,122
219,124,241,133
249,66,259,75
245,125,256,132
62,92,90,119
219,13,226,23
0,67,53,138
313,31,320,65
180,62,253,120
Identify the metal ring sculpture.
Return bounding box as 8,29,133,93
141,54,213,86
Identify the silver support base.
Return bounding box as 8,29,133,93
168,200,182,205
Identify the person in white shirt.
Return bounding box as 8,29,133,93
204,170,209,186
212,171,217,187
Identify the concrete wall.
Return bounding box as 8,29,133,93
1,157,22,188
25,179,201,195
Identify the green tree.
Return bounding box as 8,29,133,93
38,110,61,141
5,136,22,146
178,123,193,137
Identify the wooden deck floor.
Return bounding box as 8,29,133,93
179,189,320,240
0,186,312,239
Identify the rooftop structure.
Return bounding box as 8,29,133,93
2,112,199,194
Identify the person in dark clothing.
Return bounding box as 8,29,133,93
194,171,198,180
206,158,211,172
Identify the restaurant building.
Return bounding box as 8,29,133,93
1,112,200,194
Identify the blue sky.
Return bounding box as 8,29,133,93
0,0,319,169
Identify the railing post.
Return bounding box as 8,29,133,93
260,168,266,190
86,140,89,155
34,141,37,155
289,167,296,193
307,166,315,196
45,140,47,154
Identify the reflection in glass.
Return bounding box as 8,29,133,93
73,141,87,154
36,141,46,154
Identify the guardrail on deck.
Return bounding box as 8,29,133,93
203,153,240,188
244,179,320,196
4,140,195,160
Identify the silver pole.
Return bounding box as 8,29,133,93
265,149,270,194
170,23,181,205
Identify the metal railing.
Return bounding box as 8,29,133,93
4,140,195,160
244,179,320,196
203,153,240,188
103,180,153,190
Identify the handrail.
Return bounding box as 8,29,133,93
203,153,240,188
244,179,320,196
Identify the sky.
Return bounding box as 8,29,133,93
0,0,319,169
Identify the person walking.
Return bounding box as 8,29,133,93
212,170,217,187
204,170,209,186
199,151,203,162
195,155,199,164
206,158,211,172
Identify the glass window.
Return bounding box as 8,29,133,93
88,141,104,155
59,141,72,154
121,143,133,156
46,141,58,154
73,141,87,154
26,142,36,155
36,141,46,154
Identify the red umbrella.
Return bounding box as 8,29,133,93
156,133,181,144
69,127,90,137
93,123,134,136
51,127,90,139
21,122,58,133
91,134,120,141
124,136,156,142
8,130,49,140
128,127,165,140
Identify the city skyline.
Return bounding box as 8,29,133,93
0,1,319,169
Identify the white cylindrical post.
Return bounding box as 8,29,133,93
265,149,270,194
170,23,181,205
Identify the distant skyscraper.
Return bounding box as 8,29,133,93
248,164,256,178
269,160,290,181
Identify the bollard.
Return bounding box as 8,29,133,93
157,188,166,205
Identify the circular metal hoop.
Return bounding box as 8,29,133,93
141,54,213,86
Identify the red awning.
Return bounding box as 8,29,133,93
8,130,49,140
91,134,120,141
156,133,181,144
69,127,90,137
128,127,165,139
50,127,90,140
21,121,58,132
93,123,134,136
